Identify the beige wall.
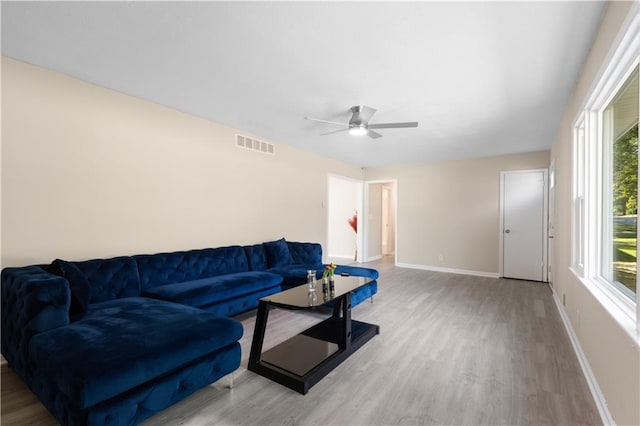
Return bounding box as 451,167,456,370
549,2,639,425
1,57,363,267
364,151,550,275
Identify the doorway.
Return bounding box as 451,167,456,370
499,169,548,282
381,184,396,256
327,175,362,263
364,180,397,262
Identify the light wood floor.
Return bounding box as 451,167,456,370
1,257,601,425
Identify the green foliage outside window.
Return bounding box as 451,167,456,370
613,124,638,294
613,124,638,216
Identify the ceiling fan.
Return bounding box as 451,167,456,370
304,105,418,139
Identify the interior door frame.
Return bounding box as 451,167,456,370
363,179,398,264
326,173,364,263
548,161,556,287
498,168,549,281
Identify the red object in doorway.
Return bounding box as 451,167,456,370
348,212,357,233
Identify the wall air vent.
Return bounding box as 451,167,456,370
236,134,275,155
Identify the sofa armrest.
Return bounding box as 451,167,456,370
1,266,70,379
286,242,322,264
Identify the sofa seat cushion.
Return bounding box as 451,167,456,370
28,297,243,410
334,265,379,280
350,280,378,306
266,264,324,288
268,264,380,288
142,272,283,308
325,280,378,308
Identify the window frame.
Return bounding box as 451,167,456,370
600,84,638,301
572,115,586,277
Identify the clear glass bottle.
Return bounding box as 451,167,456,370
308,291,317,306
307,270,316,292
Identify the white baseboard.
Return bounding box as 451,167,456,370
396,262,499,278
365,255,383,262
551,290,615,426
327,255,355,262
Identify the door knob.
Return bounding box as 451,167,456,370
505,229,511,234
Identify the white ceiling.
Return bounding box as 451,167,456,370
1,1,606,167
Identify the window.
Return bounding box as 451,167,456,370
601,69,638,300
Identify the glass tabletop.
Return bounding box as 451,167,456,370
262,276,373,308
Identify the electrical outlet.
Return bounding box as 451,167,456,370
438,254,444,263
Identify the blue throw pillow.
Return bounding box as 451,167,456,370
244,244,268,271
264,238,294,268
49,259,90,316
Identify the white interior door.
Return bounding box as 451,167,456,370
501,170,548,281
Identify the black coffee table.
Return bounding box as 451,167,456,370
248,276,380,394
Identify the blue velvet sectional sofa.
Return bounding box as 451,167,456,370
1,238,378,426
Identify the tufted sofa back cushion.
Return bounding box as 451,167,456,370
287,242,322,264
70,257,141,304
134,246,249,290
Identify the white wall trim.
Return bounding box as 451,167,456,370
397,262,499,279
328,254,356,262
365,254,383,262
550,289,616,426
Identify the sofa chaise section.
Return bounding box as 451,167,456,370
29,297,242,425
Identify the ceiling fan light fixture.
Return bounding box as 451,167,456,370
349,125,368,136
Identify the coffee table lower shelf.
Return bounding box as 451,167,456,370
248,300,380,394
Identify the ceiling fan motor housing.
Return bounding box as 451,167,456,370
349,105,373,127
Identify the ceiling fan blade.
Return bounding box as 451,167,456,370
320,128,350,136
367,130,383,139
350,105,377,124
368,121,418,129
305,117,349,127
